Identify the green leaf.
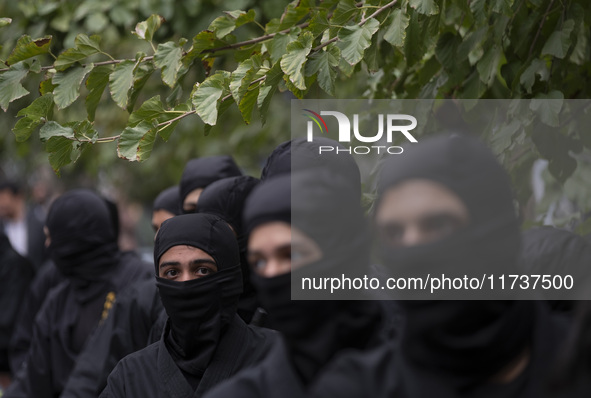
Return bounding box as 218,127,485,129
230,55,262,104
0,18,12,28
235,9,256,28
266,29,300,64
491,0,513,15
6,35,52,66
337,18,380,66
519,59,549,94
85,65,111,121
39,120,75,141
569,21,589,65
257,62,283,125
52,64,93,109
280,31,314,91
191,71,230,125
0,63,30,111
158,102,191,141
66,119,98,143
127,63,155,112
409,0,440,15
117,121,156,161
46,136,86,175
530,90,564,127
128,95,166,126
109,59,136,110
238,86,259,124
541,19,575,59
133,15,165,42
39,78,57,95
305,44,340,95
209,15,237,39
13,93,53,142
54,34,102,71
476,44,504,86
384,9,410,48
154,41,183,87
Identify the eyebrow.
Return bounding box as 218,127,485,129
248,243,292,257
159,258,217,270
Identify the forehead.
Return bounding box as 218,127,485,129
159,245,214,265
249,222,291,250
376,179,468,223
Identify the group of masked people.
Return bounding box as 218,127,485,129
2,133,591,398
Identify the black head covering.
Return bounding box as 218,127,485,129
195,176,261,323
248,169,382,385
179,156,242,209
153,185,182,216
243,174,291,234
260,138,361,199
520,226,591,308
46,189,120,301
154,213,242,376
375,133,533,390
195,176,260,251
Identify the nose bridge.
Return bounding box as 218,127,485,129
262,256,282,278
176,269,193,282
403,223,423,246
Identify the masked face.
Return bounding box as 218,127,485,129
375,179,470,247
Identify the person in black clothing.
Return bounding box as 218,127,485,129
316,133,574,398
61,186,184,398
519,226,591,313
179,156,242,213
0,231,34,387
195,176,261,324
5,189,151,398
152,185,181,233
99,213,277,397
204,168,384,398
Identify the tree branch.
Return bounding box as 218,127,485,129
528,0,556,59
360,0,398,26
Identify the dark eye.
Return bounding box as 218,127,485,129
164,268,179,278
249,257,266,270
422,215,464,237
196,267,212,276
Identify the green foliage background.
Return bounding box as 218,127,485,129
0,0,590,232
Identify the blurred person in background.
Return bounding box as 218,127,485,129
61,185,183,398
0,180,47,271
0,231,34,390
5,189,151,398
179,156,242,213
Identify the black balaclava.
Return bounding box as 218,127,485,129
154,213,242,377
520,226,591,310
376,133,533,390
153,185,182,216
45,189,120,303
260,138,361,199
179,156,242,212
195,176,260,322
245,171,382,385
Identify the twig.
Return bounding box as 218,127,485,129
360,0,398,26
528,0,556,58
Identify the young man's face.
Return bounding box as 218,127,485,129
0,189,20,219
375,179,470,247
247,221,321,278
158,245,218,282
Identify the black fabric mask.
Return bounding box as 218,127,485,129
260,138,361,200
153,185,182,216
376,134,533,388
154,213,242,375
243,174,291,234
248,170,382,384
196,176,260,253
179,156,242,210
46,189,120,302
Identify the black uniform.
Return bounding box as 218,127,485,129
0,231,34,373
100,214,277,397
5,190,151,398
